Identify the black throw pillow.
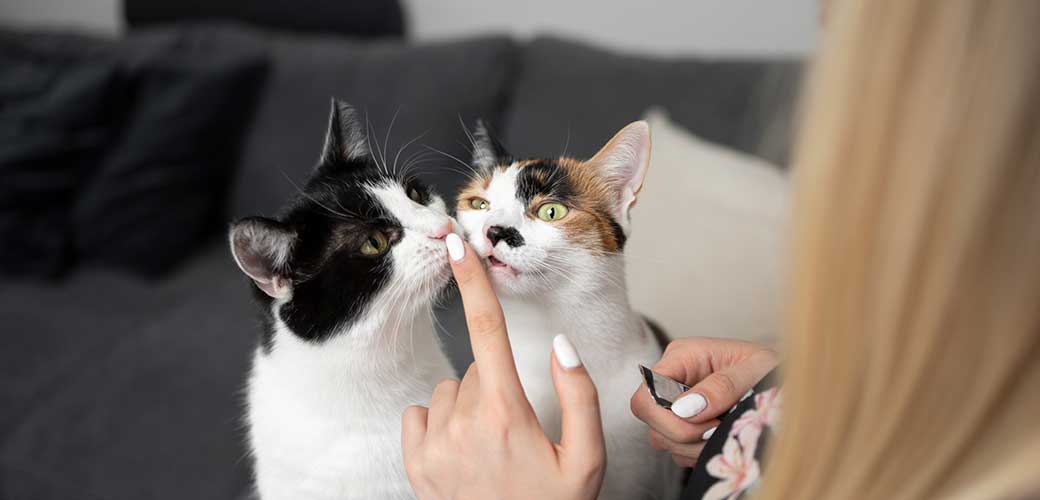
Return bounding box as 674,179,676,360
0,32,128,278
72,29,268,277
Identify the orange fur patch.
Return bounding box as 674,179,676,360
548,158,624,254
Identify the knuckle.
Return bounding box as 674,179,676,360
468,310,503,337
646,430,668,451
580,452,607,479
481,395,514,425
447,418,467,439
664,337,693,355
757,346,780,365
710,372,739,402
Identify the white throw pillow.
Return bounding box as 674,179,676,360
626,109,789,343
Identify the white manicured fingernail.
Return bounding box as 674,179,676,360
553,334,582,369
671,393,707,418
446,233,464,261
702,426,717,441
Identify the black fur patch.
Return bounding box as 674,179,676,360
237,99,429,350
247,160,409,346
608,219,627,250
487,225,525,248
515,161,573,205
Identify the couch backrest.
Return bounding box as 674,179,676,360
502,36,803,166
225,26,518,218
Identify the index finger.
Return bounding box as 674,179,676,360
446,233,523,395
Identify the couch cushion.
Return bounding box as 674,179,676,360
503,36,803,166
0,243,259,500
230,30,517,218
0,238,475,500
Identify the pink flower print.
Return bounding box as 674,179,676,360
703,429,762,500
730,387,782,443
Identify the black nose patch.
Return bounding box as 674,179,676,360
487,225,525,248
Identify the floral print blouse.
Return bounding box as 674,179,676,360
682,370,781,500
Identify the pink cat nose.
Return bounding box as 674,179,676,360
429,222,453,240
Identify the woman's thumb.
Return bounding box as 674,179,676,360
671,349,778,423
550,335,606,471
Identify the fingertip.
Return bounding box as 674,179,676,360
402,404,429,423
446,233,465,262
447,239,486,288
671,392,708,419
552,334,583,369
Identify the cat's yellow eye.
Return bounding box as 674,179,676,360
536,203,569,222
469,197,490,210
360,230,390,256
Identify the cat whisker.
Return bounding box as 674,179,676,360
421,145,482,181
392,130,430,177
277,168,357,221
383,105,402,176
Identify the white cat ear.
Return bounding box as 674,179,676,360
587,121,651,234
229,217,296,300
320,98,369,166
471,119,509,170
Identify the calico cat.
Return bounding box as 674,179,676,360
455,121,679,500
229,99,456,500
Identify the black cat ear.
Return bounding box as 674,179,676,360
471,119,509,170
320,98,369,166
229,217,296,299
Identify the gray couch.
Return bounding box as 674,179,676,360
0,23,800,500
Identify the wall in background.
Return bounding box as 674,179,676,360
0,0,817,56
407,0,818,56
0,0,123,33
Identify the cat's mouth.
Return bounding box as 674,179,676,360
487,255,517,276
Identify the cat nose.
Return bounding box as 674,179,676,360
487,225,525,248
428,222,453,240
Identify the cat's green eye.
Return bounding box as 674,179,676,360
360,230,390,256
536,203,569,222
469,197,490,210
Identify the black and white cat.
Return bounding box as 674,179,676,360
455,121,680,500
229,100,456,500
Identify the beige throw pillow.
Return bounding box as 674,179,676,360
626,109,789,343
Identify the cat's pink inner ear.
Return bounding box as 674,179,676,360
229,218,295,300
588,120,652,229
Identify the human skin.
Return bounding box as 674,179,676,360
630,337,778,466
401,234,607,500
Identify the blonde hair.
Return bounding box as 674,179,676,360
758,1,1040,499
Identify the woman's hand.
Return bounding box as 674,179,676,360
401,234,606,500
630,337,778,467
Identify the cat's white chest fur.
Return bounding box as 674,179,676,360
502,285,681,500
247,314,454,500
